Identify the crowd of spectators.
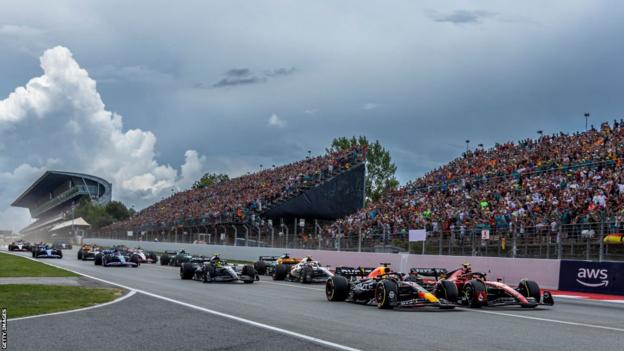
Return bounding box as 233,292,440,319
105,146,365,231
330,120,624,239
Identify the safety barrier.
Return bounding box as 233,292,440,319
558,260,624,295
85,238,561,289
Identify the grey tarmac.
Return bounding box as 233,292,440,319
6,249,624,351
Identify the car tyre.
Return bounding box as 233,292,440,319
463,280,486,308
242,265,256,283
435,280,459,302
94,253,103,266
180,263,195,279
326,276,349,301
254,261,267,275
518,279,541,307
375,279,398,309
272,264,289,280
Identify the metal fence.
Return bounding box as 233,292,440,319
90,220,624,261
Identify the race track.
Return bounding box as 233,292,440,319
6,249,624,351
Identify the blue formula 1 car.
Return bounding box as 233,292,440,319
95,248,140,267
31,244,63,259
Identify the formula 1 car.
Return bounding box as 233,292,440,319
412,263,554,308
180,254,257,283
255,254,301,276
127,247,158,263
78,244,100,260
52,240,72,250
326,263,457,309
8,240,32,251
160,250,193,266
253,256,278,275
272,256,333,283
95,248,140,267
257,254,300,279
31,244,63,259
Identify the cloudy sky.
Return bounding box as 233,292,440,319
1,1,623,231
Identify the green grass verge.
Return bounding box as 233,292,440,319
0,284,123,318
0,252,77,277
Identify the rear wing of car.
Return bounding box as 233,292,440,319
335,266,375,279
410,268,448,279
163,250,178,255
258,256,278,262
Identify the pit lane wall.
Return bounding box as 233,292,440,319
85,238,561,289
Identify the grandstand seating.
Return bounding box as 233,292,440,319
328,120,624,238
104,147,365,231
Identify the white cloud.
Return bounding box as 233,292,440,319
0,46,207,231
304,109,318,115
361,102,380,110
268,113,286,128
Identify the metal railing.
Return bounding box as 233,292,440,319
31,185,97,217
91,220,624,261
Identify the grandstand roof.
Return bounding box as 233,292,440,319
11,170,111,209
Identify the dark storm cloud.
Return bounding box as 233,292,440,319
226,68,251,77
211,67,296,88
264,67,295,77
212,75,266,88
427,10,496,24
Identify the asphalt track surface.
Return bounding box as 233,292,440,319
6,249,624,351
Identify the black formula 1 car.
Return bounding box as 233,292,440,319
95,248,140,267
272,256,333,283
31,244,63,259
326,264,457,310
160,250,193,266
180,254,257,283
8,240,32,251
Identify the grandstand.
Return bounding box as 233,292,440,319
98,147,366,246
326,120,624,260
92,120,624,260
11,171,112,242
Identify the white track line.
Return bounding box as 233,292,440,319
2,251,360,351
463,308,624,333
7,251,624,336
9,290,136,322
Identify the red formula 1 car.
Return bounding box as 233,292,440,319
412,263,554,308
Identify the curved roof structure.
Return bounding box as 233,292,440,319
11,171,111,209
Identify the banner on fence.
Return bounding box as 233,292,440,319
408,229,426,242
127,231,133,237
559,260,624,295
481,229,490,240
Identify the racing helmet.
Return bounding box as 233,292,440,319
462,262,472,272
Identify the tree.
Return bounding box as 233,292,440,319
70,198,134,229
104,201,133,221
192,172,230,189
327,136,398,203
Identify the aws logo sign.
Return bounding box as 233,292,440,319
576,268,609,288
